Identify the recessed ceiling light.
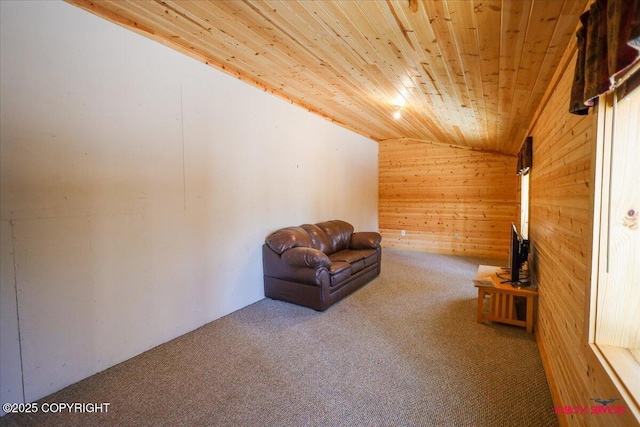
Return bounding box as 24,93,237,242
393,105,402,119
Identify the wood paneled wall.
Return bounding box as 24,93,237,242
379,140,517,258
529,50,639,426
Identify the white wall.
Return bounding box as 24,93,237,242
0,1,378,408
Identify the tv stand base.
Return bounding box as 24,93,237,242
473,265,538,333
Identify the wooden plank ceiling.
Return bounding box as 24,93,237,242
67,0,589,155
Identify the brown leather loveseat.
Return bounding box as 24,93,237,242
262,220,382,311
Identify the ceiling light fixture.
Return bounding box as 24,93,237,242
393,105,402,119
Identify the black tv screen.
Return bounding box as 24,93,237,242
509,223,521,283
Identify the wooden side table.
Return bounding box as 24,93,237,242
473,265,538,333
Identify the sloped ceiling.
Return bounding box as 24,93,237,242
67,0,589,155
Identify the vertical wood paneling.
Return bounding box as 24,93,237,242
529,50,639,426
379,139,517,258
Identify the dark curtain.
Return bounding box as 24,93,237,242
570,0,640,115
517,137,533,175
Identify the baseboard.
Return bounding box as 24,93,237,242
536,328,568,427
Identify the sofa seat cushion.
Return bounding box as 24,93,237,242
329,261,351,287
329,249,377,265
329,249,378,275
349,260,366,274
361,250,378,268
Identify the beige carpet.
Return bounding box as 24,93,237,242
1,249,558,427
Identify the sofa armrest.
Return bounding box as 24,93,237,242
281,247,332,269
350,232,382,249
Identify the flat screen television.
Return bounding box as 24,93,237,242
509,223,521,282
505,223,530,286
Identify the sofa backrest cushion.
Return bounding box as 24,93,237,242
265,226,313,255
301,224,331,254
316,220,354,254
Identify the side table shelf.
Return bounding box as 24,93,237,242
473,265,538,333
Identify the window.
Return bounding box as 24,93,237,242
520,172,530,240
517,135,532,240
590,76,640,417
